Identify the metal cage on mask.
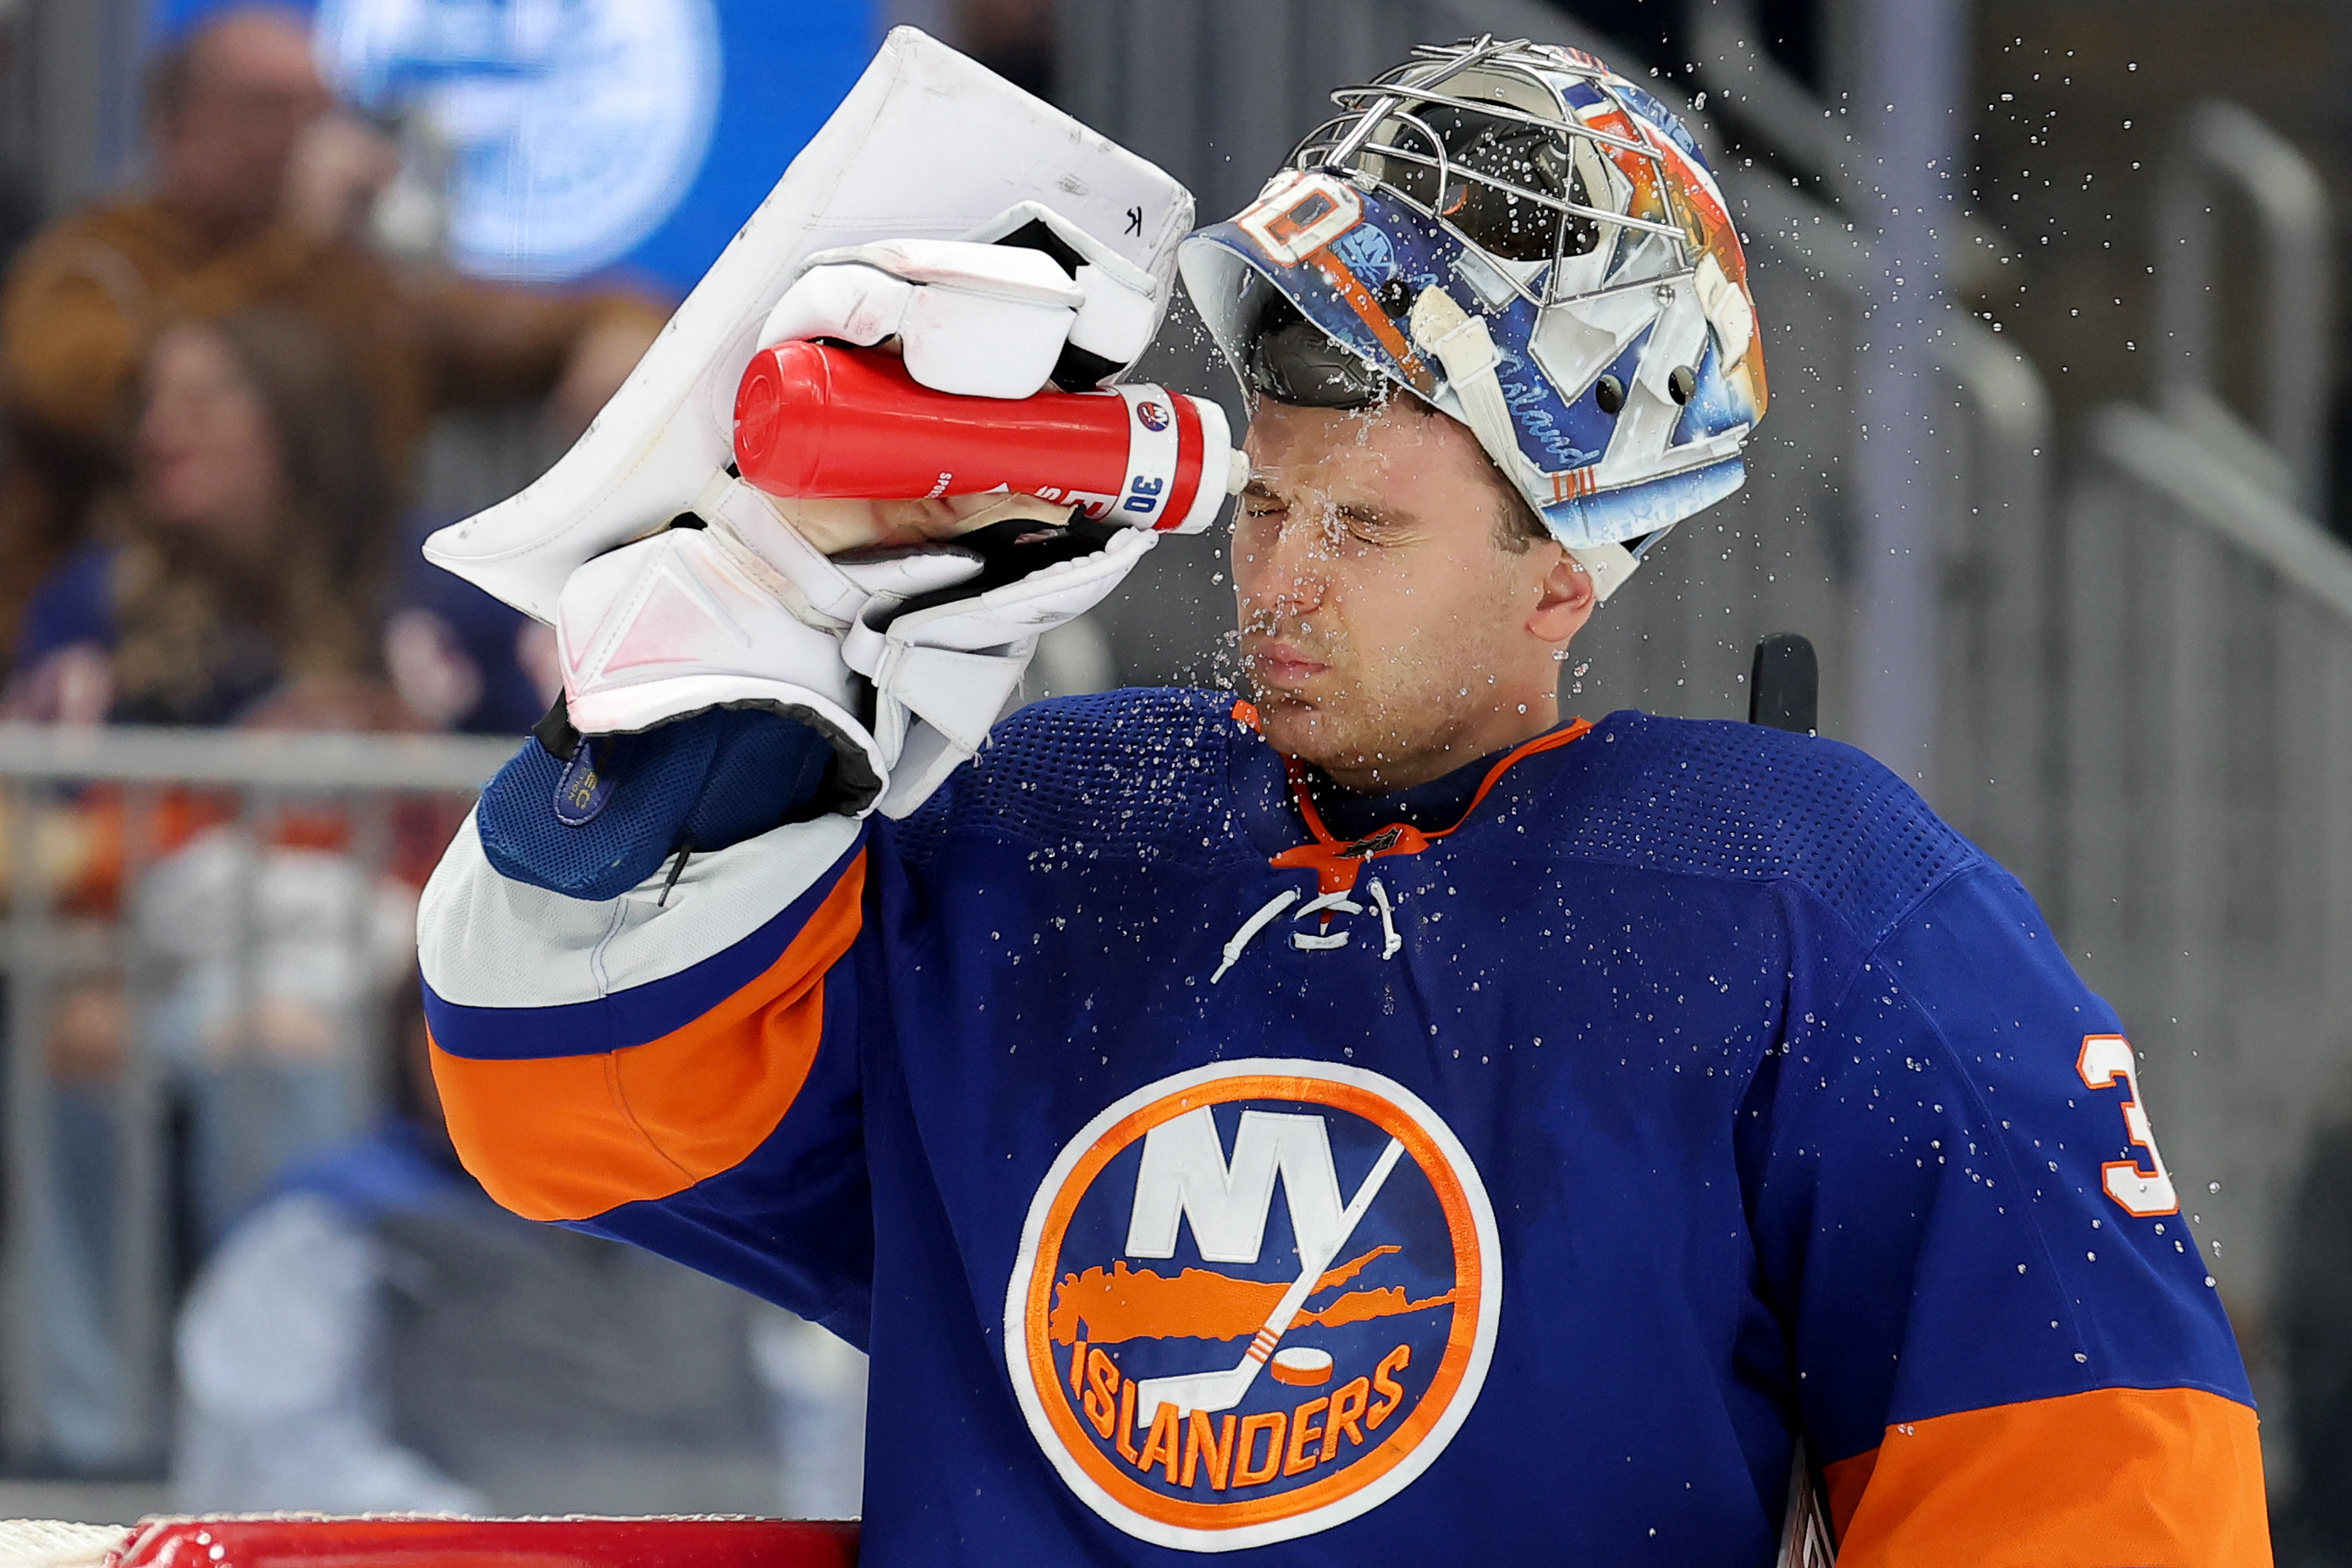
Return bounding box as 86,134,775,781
1180,35,1768,601
1302,39,1692,305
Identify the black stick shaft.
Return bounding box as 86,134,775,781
1749,633,1819,734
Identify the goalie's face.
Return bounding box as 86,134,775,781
1232,398,1595,791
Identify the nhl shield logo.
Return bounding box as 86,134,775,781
1005,1061,1501,1552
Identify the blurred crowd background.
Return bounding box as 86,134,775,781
0,0,2349,1556
0,0,906,1527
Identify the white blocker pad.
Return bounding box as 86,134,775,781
757,233,1165,402
424,26,1195,624
755,242,1082,401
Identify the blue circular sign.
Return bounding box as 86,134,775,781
314,0,724,282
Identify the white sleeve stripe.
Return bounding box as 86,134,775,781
417,809,866,1011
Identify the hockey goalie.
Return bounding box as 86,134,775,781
406,28,2269,1567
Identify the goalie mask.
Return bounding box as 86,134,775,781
1177,36,1766,596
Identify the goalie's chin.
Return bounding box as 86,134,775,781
1248,691,1346,770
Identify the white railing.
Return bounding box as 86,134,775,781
0,727,507,1472
2152,100,2333,510
2055,406,2352,1302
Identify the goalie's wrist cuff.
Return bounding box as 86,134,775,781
481,706,836,901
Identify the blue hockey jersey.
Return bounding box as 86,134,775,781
417,690,2267,1565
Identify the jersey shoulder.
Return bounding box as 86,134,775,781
891,687,1254,873
1556,709,1986,951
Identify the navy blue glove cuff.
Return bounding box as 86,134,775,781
477,705,836,901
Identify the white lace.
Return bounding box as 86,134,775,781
1212,878,1405,982
1367,878,1402,959
1297,889,1364,920
1211,889,1300,983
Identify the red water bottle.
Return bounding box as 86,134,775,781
732,341,1239,535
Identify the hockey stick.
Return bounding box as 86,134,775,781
1748,632,1819,734
1133,1137,1407,1428
1774,1439,1837,1565
1735,634,1843,1561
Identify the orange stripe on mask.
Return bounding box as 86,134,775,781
1822,1384,2268,1566
1303,249,1434,396
428,852,868,1223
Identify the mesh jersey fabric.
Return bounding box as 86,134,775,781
894,686,1263,878
902,688,1980,952
1542,709,1981,951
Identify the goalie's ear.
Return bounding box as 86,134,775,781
1526,542,1599,646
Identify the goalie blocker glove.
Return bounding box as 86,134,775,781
549,476,1156,823
521,201,1190,836
479,472,1159,903
485,477,1159,900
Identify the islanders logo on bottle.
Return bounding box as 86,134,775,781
1005,1061,1501,1552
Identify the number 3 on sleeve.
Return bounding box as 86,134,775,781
2076,1034,2180,1218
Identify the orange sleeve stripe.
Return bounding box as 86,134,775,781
1823,1384,2269,1567
428,852,868,1223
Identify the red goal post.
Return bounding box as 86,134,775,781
0,1516,861,1568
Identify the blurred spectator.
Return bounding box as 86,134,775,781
380,515,560,735
9,308,397,728
30,971,145,1473
0,3,663,661
6,306,549,734
135,818,421,1245
0,301,554,1472
959,0,1057,100
174,984,868,1517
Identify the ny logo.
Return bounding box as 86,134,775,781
1128,1108,1351,1264
1119,1105,1405,1426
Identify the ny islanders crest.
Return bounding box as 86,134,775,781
1005,1061,1501,1551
